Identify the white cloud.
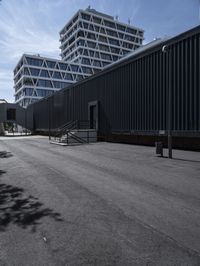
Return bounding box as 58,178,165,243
0,70,14,102
0,0,62,101
0,0,60,60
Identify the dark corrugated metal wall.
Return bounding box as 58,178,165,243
29,28,200,136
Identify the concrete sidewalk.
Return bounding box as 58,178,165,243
0,136,200,266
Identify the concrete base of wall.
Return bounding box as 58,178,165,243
98,134,200,151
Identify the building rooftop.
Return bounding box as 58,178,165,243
0,99,7,104
85,7,114,20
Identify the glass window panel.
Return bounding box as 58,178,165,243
29,68,40,76
46,60,56,68
71,65,78,72
59,63,67,70
26,57,43,66
40,70,50,78
52,71,62,79
24,68,30,75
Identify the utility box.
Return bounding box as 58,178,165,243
155,141,163,157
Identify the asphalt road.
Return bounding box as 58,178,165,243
0,136,200,266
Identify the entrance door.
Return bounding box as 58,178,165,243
88,101,99,130
90,105,96,129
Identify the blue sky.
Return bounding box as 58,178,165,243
0,0,199,102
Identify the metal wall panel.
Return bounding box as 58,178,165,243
29,27,200,137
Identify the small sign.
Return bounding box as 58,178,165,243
159,130,165,135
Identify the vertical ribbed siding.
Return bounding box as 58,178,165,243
30,29,200,136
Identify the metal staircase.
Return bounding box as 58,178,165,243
50,120,97,145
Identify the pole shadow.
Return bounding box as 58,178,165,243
173,157,200,163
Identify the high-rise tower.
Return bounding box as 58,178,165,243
14,8,144,107
59,8,144,73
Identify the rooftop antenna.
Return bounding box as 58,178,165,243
128,18,131,25
115,15,119,21
88,5,91,9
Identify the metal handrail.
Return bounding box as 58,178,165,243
53,120,96,143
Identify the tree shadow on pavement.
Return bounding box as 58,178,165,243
0,175,63,232
0,151,13,158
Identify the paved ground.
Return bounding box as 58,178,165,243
0,136,200,266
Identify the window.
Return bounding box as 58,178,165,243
26,57,43,67
99,44,109,52
111,47,120,54
123,42,133,49
102,61,110,67
71,65,78,72
99,36,107,43
83,22,88,29
24,68,30,75
117,24,125,32
108,38,119,46
64,73,73,80
77,39,85,46
104,20,115,29
69,36,75,45
59,63,67,70
122,50,129,55
101,53,111,60
126,27,137,35
81,13,90,21
93,60,101,67
37,89,54,97
89,24,94,31
113,55,118,61
94,25,100,32
106,29,117,37
37,79,52,88
77,31,84,38
24,78,34,86
53,81,67,88
46,60,56,68
29,68,40,76
81,58,90,65
100,28,105,34
52,71,62,79
89,50,94,57
139,31,143,37
93,16,101,24
40,70,50,78
118,33,124,39
87,33,95,40
95,52,100,58
76,75,83,81
24,88,33,96
82,67,92,74
83,50,89,56
124,35,134,42
87,41,96,49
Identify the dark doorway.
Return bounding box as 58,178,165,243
90,105,96,129
7,108,16,121
88,101,99,130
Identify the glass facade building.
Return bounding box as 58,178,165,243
14,55,92,107
14,8,144,107
60,8,144,71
